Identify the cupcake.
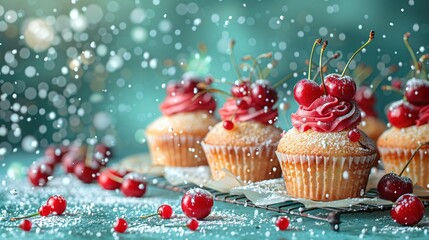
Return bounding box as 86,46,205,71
276,34,378,201
202,79,282,182
146,75,218,167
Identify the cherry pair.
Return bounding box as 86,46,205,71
98,169,147,198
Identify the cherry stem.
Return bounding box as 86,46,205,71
312,52,340,81
354,65,373,86
140,213,158,219
403,32,420,78
106,170,124,184
10,212,39,222
262,60,278,79
399,142,429,177
308,38,322,80
85,143,95,167
319,41,328,95
381,85,404,95
229,40,242,80
419,54,429,80
341,30,375,78
272,69,305,89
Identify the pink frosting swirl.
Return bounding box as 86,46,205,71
219,97,278,125
416,105,429,126
160,83,216,116
291,96,361,132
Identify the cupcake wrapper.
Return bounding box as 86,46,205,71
145,133,208,167
275,153,377,201
201,142,281,183
379,147,429,189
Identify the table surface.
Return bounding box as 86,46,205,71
1,152,429,240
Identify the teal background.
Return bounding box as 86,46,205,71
0,0,429,156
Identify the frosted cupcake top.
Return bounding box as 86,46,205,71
160,77,216,116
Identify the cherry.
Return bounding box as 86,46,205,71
355,86,375,107
181,188,214,220
377,173,413,202
293,79,323,107
250,80,278,107
38,204,52,217
275,217,290,231
95,143,112,158
98,168,125,190
47,195,67,215
45,145,68,164
74,161,101,184
120,173,147,197
141,204,174,219
347,129,361,142
223,120,234,130
235,98,249,109
323,74,357,101
19,219,32,232
231,80,250,98
186,218,199,231
27,162,53,187
387,100,419,128
113,218,128,233
62,151,84,174
404,78,429,106
390,194,425,226
182,79,200,93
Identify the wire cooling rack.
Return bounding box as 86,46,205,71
145,176,429,231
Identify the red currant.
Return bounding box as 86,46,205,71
275,217,289,231
391,194,425,226
73,162,101,184
47,195,67,215
113,218,128,233
158,204,173,219
323,73,357,102
181,188,214,220
347,129,361,142
231,80,250,98
38,204,52,217
223,120,234,130
404,78,429,106
27,162,53,187
120,173,147,197
387,100,419,128
186,218,199,231
293,79,323,107
19,219,32,232
98,168,125,190
377,172,413,202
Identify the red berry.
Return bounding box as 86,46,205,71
377,172,413,202
182,79,199,93
223,120,234,130
355,86,375,107
158,204,173,219
293,79,323,107
387,100,419,128
45,145,68,163
275,217,289,231
236,98,249,109
391,194,425,226
47,195,67,215
250,81,278,107
98,168,125,190
347,129,361,142
19,219,32,231
95,143,112,158
181,188,214,220
404,78,429,106
186,218,199,231
62,151,84,173
38,204,52,217
73,162,101,184
27,162,53,187
113,218,128,233
231,80,250,98
120,173,147,197
323,73,357,102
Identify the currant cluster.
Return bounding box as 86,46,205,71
386,33,429,128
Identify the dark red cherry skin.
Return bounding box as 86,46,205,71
323,73,357,102
181,188,214,220
391,193,425,226
404,78,429,106
73,162,101,184
45,145,68,163
293,79,323,107
231,80,250,98
28,162,53,187
47,195,67,215
387,100,419,128
98,168,125,190
120,173,147,197
355,86,375,107
250,81,278,107
19,219,32,231
377,172,413,202
62,151,85,173
113,218,128,233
